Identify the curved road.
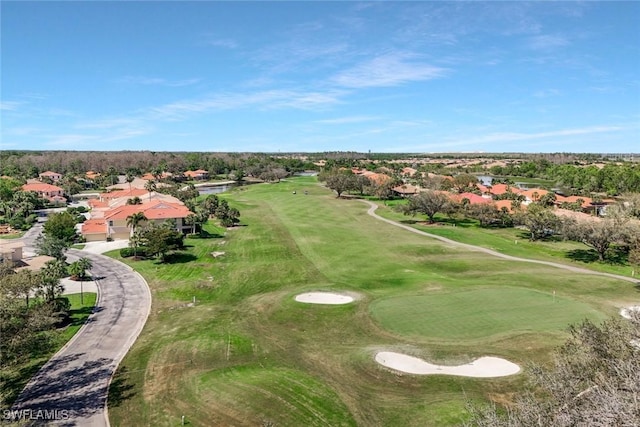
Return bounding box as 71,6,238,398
362,200,639,285
12,247,151,426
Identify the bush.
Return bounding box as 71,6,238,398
120,247,134,258
49,297,71,326
120,247,148,258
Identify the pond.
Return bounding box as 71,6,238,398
197,181,257,195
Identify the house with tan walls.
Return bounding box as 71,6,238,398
81,191,191,242
21,183,66,203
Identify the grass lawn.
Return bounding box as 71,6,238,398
373,199,637,278
0,292,97,409
107,177,638,427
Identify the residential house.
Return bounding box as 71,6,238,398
361,171,392,186
21,183,66,203
487,183,522,196
85,170,101,181
0,241,54,272
519,188,550,204
82,197,193,241
141,172,173,181
184,169,209,180
392,184,420,197
401,167,418,177
38,171,62,182
452,192,492,205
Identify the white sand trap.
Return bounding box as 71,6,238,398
375,351,520,378
295,292,355,305
620,306,640,319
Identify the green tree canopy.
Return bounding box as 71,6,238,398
43,211,78,243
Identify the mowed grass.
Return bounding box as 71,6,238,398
371,287,607,342
373,201,637,277
107,177,638,427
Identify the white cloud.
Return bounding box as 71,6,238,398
331,53,448,88
45,134,99,147
206,38,238,49
527,34,570,50
147,89,345,120
0,101,25,111
448,125,626,146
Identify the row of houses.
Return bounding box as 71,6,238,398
390,179,613,215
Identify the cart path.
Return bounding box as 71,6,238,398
11,249,151,426
363,200,639,284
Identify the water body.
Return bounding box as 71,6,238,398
197,181,258,195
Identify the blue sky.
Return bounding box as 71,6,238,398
1,1,639,153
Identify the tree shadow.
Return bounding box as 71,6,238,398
160,252,197,264
12,354,117,424
565,248,628,265
565,249,600,263
437,217,477,228
0,361,48,409
187,230,224,239
399,219,418,224
107,367,136,408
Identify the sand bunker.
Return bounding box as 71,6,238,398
375,351,520,378
620,306,640,319
295,292,355,305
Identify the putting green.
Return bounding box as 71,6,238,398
370,287,607,341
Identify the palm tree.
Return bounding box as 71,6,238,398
69,257,92,304
145,181,157,199
127,212,148,258
40,259,67,302
126,173,135,192
126,196,142,205
126,212,147,236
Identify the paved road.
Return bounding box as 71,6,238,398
363,200,639,284
20,223,44,257
12,249,151,426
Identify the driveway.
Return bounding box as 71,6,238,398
11,248,151,426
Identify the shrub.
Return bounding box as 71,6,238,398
120,247,134,258
120,247,148,258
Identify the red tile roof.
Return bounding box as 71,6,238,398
81,219,107,235
22,183,64,193
488,183,521,195
100,188,149,201
104,200,191,221
520,188,549,201
493,199,521,213
454,193,492,204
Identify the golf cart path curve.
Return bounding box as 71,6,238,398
362,200,639,284
12,248,151,427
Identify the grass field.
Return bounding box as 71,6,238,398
374,200,637,278
106,177,638,426
0,292,97,409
